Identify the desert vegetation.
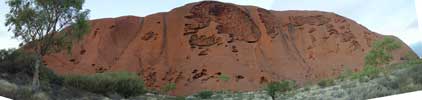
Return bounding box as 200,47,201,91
265,80,297,100
177,55,422,100
63,72,147,98
5,0,90,93
195,90,214,99
187,37,421,100
0,0,420,99
0,48,148,99
161,82,176,93
217,74,230,82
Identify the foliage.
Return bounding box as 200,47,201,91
5,0,90,55
405,59,422,65
195,90,214,99
5,0,90,91
162,82,176,93
14,86,33,100
287,59,422,100
318,79,335,88
218,74,230,82
351,65,381,80
355,36,401,81
63,71,146,98
392,63,422,93
0,48,61,89
404,51,418,60
264,80,296,100
365,36,401,66
0,48,35,75
0,79,18,97
39,65,63,89
166,60,422,100
54,10,90,55
337,67,353,81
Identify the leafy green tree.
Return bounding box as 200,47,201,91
365,36,401,66
5,0,90,91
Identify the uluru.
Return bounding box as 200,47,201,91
38,1,417,96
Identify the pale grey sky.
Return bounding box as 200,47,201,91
0,0,421,56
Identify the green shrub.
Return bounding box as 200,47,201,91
162,82,176,93
39,65,63,89
0,79,18,97
338,67,353,81
0,48,38,86
318,79,335,88
346,82,396,99
405,64,422,84
264,80,296,100
63,71,146,98
217,74,230,82
0,48,35,75
15,86,33,100
195,90,214,99
373,60,422,94
404,51,418,60
392,64,422,93
351,65,381,80
406,59,422,65
0,48,62,89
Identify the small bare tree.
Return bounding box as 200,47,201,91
5,0,90,91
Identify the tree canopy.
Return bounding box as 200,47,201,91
5,0,90,55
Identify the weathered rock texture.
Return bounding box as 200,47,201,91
43,1,417,96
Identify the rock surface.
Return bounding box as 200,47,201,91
43,1,417,96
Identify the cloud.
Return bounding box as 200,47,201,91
407,19,419,29
416,0,422,32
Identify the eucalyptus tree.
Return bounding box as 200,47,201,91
5,0,90,91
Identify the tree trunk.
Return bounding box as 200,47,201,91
32,54,41,92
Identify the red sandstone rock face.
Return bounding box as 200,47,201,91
43,1,417,96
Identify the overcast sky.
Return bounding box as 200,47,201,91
0,0,421,56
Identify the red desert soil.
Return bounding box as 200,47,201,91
43,1,417,96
